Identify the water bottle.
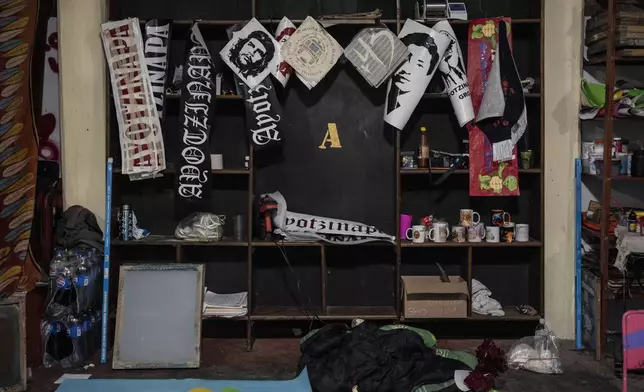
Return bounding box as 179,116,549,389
73,252,91,313
66,314,85,367
55,321,73,362
47,249,66,306
534,318,549,354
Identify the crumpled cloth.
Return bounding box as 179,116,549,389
56,205,104,250
299,322,470,392
614,225,644,272
471,279,505,316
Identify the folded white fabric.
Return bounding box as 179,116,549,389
472,279,505,316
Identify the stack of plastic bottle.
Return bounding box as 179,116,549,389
41,248,103,368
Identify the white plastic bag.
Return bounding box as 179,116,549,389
507,320,563,374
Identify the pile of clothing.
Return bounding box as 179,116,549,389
471,279,504,317
298,322,479,392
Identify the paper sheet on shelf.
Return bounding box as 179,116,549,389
202,290,248,318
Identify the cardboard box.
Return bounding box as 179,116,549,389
401,275,469,319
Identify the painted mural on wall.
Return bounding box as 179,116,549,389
0,0,41,295
38,17,60,163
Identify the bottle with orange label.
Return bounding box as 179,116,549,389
417,126,429,168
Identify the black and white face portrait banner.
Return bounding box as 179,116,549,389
220,18,279,90
241,77,283,149
175,22,214,217
384,20,449,130
143,19,171,122
433,21,474,127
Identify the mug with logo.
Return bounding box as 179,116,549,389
501,222,515,243
491,210,511,227
406,225,427,243
467,223,485,242
459,209,480,227
516,223,530,242
452,226,467,242
429,221,450,243
485,226,500,242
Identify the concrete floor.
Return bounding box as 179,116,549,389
28,338,644,392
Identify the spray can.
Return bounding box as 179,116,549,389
120,204,132,241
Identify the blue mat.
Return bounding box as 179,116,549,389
55,368,312,392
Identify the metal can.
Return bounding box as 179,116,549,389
120,204,132,241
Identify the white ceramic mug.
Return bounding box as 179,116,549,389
516,223,530,242
211,154,224,170
459,209,480,227
485,226,500,242
406,225,426,243
467,223,485,242
429,222,450,243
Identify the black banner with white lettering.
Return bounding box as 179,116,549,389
175,22,215,219
240,77,283,149
143,19,171,123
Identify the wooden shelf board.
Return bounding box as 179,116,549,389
251,240,394,247
164,94,242,100
403,307,540,321
146,18,540,26
113,168,249,175
400,238,542,248
423,92,540,99
250,305,396,320
112,235,248,247
400,168,541,174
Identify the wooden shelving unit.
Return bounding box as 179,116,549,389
107,0,544,350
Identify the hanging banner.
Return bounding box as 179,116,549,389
467,18,520,196
241,77,283,149
344,27,408,88
267,192,395,244
475,21,527,163
143,19,172,122
38,17,60,163
101,18,166,178
273,17,296,87
175,22,215,218
433,20,474,127
384,19,449,130
281,16,342,89
220,18,279,90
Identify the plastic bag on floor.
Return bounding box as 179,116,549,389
507,320,563,374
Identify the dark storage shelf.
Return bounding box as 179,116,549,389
107,0,545,350
400,239,542,248
250,305,397,320
112,235,247,247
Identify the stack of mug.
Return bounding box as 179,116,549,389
402,209,530,244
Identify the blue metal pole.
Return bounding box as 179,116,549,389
101,157,113,363
576,158,583,349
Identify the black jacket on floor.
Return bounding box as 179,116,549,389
299,323,469,392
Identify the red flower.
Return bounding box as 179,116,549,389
475,339,508,375
464,370,496,391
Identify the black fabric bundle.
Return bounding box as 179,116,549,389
299,323,468,392
56,206,103,250
143,19,171,122
175,22,215,219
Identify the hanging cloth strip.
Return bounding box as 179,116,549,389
466,18,521,196
174,22,214,219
